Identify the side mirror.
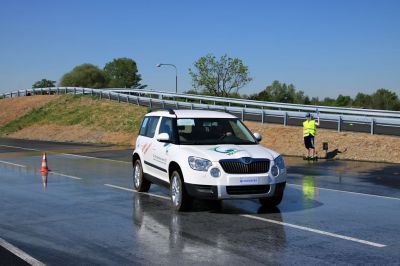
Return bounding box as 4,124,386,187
156,133,170,142
253,132,262,142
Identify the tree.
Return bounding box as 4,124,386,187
354,93,372,108
249,80,307,104
335,94,353,107
104,57,142,88
60,64,108,88
189,54,252,97
32,79,56,88
371,88,399,110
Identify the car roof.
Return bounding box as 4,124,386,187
145,110,237,119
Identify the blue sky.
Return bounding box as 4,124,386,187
0,0,399,98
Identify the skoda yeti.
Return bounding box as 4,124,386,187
132,109,286,211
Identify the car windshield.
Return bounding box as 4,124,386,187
177,118,257,145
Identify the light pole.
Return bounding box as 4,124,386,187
156,63,178,93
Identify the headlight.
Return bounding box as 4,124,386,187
274,155,285,170
188,156,212,171
271,155,285,177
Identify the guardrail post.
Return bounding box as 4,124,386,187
149,98,152,108
191,103,193,110
338,116,342,132
176,102,179,109
82,88,85,95
126,96,129,104
91,89,94,96
17,91,20,97
284,112,288,126
162,101,165,109
74,88,76,95
99,91,102,100
25,90,28,96
108,92,111,100
41,88,43,95
56,88,59,95
241,109,245,121
117,94,120,102
136,97,140,106
370,119,375,135
261,110,264,124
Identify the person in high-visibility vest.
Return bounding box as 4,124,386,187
303,112,320,159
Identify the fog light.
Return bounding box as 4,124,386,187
210,167,221,177
271,165,279,177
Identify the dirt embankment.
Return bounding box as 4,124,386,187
1,95,399,163
246,122,400,163
0,95,59,126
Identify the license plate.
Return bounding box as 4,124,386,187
239,177,259,185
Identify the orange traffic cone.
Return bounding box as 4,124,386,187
40,153,50,173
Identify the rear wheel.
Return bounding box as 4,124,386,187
170,170,192,211
133,159,151,192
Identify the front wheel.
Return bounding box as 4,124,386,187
133,159,151,192
170,170,192,212
259,191,283,208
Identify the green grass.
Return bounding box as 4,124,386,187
0,95,148,135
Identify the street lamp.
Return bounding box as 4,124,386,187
156,63,178,93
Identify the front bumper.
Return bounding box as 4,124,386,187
185,182,286,200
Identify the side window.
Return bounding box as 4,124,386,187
139,116,160,138
159,117,175,142
139,117,149,136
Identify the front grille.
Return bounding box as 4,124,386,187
226,185,270,195
219,159,270,174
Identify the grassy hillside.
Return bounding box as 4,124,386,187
0,95,148,144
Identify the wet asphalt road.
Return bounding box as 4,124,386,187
0,138,400,265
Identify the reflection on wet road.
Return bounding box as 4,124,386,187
0,138,400,265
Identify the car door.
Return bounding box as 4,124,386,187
149,117,176,183
139,116,160,177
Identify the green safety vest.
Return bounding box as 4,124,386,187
303,120,316,137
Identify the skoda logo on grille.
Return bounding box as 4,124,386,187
241,157,253,164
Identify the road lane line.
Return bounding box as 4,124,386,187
0,160,26,168
241,214,386,248
60,153,131,164
0,237,46,266
0,144,130,164
49,172,82,180
288,183,400,201
0,144,40,151
104,184,170,200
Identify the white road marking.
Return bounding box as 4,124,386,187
49,172,82,180
0,237,46,266
0,160,26,168
241,214,386,248
288,183,400,201
104,183,170,200
60,153,131,164
0,144,40,151
0,144,130,164
103,184,386,248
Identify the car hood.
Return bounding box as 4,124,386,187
179,144,279,162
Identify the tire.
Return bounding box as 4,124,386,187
259,189,284,208
133,159,151,192
170,170,192,212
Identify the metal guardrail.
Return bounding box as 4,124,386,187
109,88,400,118
1,87,400,136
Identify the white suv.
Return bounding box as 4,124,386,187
132,109,286,211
